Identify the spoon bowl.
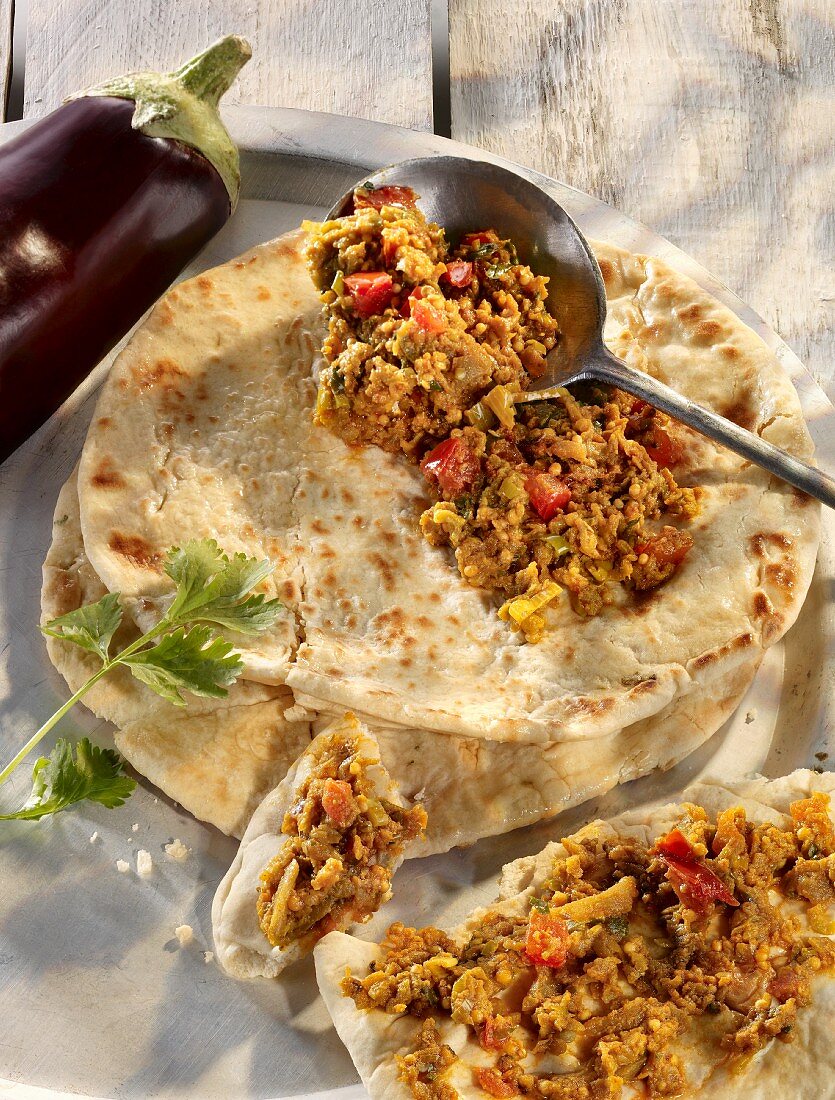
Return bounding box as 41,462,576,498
330,157,835,508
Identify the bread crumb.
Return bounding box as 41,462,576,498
203,951,214,964
136,850,153,878
116,859,130,873
164,838,191,862
131,823,139,833
89,831,99,844
174,924,194,946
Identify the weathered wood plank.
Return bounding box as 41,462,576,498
23,0,433,130
0,0,13,118
450,0,834,386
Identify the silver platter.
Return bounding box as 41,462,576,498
0,106,832,1099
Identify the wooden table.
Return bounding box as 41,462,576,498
0,0,831,387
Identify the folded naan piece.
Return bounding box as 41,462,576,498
315,769,835,1100
41,472,311,837
212,713,426,979
75,228,818,749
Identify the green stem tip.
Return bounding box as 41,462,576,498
173,35,253,107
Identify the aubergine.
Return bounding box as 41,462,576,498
0,35,252,461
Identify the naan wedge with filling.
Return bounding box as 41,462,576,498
315,769,835,1099
213,713,426,979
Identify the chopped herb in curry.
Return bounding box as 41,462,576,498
257,728,426,951
342,792,835,1099
304,187,700,641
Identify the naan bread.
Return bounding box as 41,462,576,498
41,471,311,837
314,770,835,1099
74,229,818,747
213,714,421,979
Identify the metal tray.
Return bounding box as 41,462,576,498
0,106,832,1100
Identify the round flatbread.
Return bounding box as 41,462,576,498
75,228,818,745
41,471,311,837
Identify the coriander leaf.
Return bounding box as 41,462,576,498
164,539,280,633
485,262,512,279
121,624,242,705
194,592,284,636
163,539,229,621
41,592,123,662
0,738,135,821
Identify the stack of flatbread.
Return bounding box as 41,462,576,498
41,227,820,975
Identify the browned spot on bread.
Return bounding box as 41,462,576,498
678,303,702,323
311,519,329,535
90,459,125,489
416,615,431,629
765,560,796,594
368,552,395,591
322,487,331,500
569,696,616,718
695,320,722,341
723,399,757,431
345,613,357,629
693,631,755,671
792,487,812,507
322,569,337,588
381,531,397,546
97,417,112,429
108,532,160,570
318,544,336,560
399,656,412,667
722,344,741,360
133,357,187,391
256,286,272,301
762,611,785,646
197,275,213,292
341,488,356,504
429,592,441,604
352,515,365,528
598,259,614,284
751,532,794,557
750,534,767,558
753,591,772,618
280,579,299,601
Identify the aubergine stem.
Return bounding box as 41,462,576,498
75,35,252,206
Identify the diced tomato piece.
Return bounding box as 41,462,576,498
442,260,474,287
476,1068,518,1097
768,966,803,1003
645,427,683,468
353,184,418,210
661,853,739,913
630,398,651,416
461,231,497,248
656,827,696,861
411,298,448,335
421,438,480,499
524,472,571,521
635,530,693,568
343,272,394,318
321,779,355,827
478,1016,501,1051
525,908,569,968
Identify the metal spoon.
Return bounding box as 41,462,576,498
329,156,835,509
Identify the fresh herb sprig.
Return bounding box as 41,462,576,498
0,539,283,821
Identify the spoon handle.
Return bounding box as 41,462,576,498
585,353,834,509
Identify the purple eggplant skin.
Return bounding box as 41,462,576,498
0,39,250,462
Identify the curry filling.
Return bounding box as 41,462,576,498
257,731,427,951
342,793,835,1099
305,186,699,638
